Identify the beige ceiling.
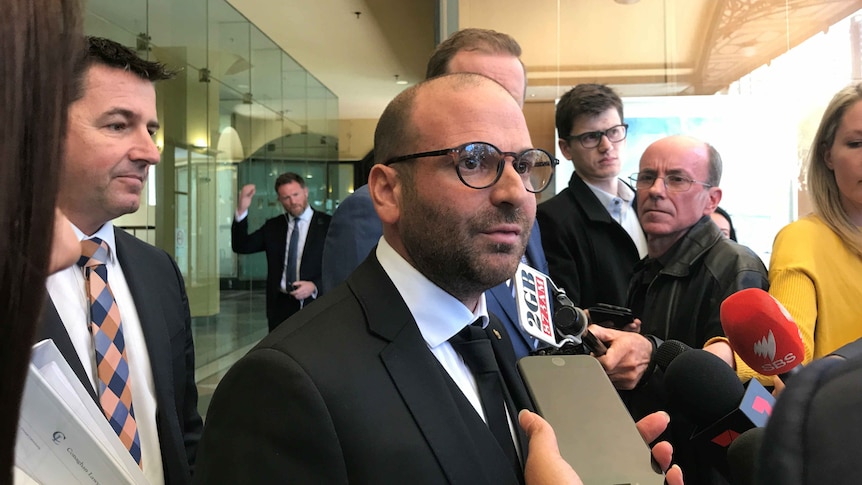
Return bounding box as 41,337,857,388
228,0,862,120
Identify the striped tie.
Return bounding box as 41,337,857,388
78,237,142,467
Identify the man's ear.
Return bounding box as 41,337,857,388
558,138,573,161
704,186,722,215
368,164,401,225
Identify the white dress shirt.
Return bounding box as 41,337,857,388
586,179,648,258
280,204,313,292
45,222,165,485
376,237,520,452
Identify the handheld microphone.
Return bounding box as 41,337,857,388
726,427,765,485
664,349,775,479
513,262,606,356
654,339,693,372
720,288,805,381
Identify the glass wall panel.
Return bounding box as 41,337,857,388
83,0,338,392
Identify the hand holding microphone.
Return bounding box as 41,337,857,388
720,288,806,382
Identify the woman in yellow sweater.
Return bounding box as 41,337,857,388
769,83,862,363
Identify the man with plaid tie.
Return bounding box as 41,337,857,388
41,37,202,485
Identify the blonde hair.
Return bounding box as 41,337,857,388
806,83,862,257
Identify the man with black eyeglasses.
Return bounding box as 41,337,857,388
194,73,684,485
537,84,647,314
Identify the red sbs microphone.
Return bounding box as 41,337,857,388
720,288,805,376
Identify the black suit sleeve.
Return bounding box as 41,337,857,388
169,254,204,475
536,206,583,306
231,216,266,254
193,348,348,484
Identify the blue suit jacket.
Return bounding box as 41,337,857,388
321,184,548,359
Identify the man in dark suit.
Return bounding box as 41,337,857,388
194,73,682,485
232,172,331,331
41,37,201,485
537,84,647,310
321,28,548,357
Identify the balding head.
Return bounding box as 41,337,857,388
369,73,535,306
636,135,723,257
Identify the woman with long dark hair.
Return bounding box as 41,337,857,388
0,0,83,481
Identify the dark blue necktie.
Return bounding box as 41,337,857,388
285,217,300,286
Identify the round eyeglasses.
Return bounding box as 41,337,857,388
629,172,712,192
384,141,558,193
565,124,628,149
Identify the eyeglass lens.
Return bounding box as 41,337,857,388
575,124,627,148
631,173,696,192
455,142,554,193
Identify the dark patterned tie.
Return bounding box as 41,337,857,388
284,216,300,286
449,322,519,470
78,237,142,467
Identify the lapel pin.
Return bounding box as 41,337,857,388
492,329,502,340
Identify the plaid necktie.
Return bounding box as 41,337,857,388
78,237,142,467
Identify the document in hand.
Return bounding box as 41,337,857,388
15,339,149,485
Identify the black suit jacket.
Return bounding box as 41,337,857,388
194,254,535,484
38,228,202,485
537,172,643,308
232,209,331,328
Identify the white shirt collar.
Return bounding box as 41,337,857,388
375,236,489,350
73,221,117,264
584,178,635,212
293,204,313,223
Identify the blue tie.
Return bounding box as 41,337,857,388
285,217,300,286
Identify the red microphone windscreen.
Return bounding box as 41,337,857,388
720,288,805,376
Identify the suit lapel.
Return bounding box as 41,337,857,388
113,229,178,428
349,256,522,484
39,299,99,403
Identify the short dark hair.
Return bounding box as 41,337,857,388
426,28,523,79
74,36,176,100
274,172,306,192
556,84,624,140
713,206,737,241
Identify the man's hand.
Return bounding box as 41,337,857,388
589,325,653,390
520,410,583,485
289,280,316,300
636,411,684,485
521,409,683,485
237,184,256,214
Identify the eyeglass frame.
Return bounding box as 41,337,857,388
563,123,629,149
383,141,559,193
629,172,713,193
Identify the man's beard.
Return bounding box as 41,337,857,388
399,185,530,303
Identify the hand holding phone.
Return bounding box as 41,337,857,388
588,303,634,329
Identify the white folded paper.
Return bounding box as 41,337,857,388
15,339,149,484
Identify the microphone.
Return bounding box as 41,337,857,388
654,339,692,372
513,262,606,356
726,427,765,485
720,288,805,381
664,349,775,479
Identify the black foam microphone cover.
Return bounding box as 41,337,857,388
664,349,745,427
727,427,764,485
655,339,692,372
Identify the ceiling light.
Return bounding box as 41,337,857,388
614,0,639,4
394,74,408,85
